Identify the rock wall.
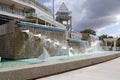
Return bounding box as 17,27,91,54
0,20,66,59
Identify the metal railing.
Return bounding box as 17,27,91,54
25,12,37,18
0,3,25,16
19,0,52,16
0,3,38,18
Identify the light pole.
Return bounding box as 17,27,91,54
53,0,55,19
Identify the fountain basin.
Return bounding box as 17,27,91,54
0,51,120,80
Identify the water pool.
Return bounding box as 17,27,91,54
0,51,117,69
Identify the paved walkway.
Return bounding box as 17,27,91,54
37,58,120,80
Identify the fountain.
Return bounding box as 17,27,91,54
86,41,100,53
22,30,30,33
33,34,41,38
45,38,52,43
0,21,119,80
38,47,50,59
0,20,108,60
85,36,103,53
53,41,61,50
0,2,119,80
60,46,68,56
0,20,117,69
68,47,74,57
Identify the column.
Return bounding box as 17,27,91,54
0,57,1,61
105,41,108,50
50,23,52,27
36,19,38,24
35,19,39,33
45,21,46,26
113,40,116,51
67,20,68,25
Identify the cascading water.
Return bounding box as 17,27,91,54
45,38,52,43
33,34,51,59
0,57,1,61
61,46,68,55
61,46,74,57
68,47,74,57
85,40,103,53
85,35,103,53
22,30,30,33
38,47,50,59
54,41,60,47
21,29,103,59
34,34,42,38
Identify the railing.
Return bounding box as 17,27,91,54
20,0,32,4
0,3,37,18
0,3,25,16
19,0,52,16
26,12,37,18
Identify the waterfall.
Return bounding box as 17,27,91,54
0,57,1,61
85,40,103,53
68,50,74,57
34,34,41,38
38,47,50,59
45,38,52,43
68,48,74,57
22,30,30,33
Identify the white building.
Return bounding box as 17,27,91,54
0,0,66,29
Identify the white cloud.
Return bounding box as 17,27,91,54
96,22,120,37
116,15,120,21
43,0,85,28
110,29,120,37
43,0,120,36
43,0,52,7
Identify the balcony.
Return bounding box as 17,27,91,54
18,0,52,16
0,3,25,17
0,3,38,19
26,12,37,18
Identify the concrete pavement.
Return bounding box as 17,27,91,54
37,57,120,80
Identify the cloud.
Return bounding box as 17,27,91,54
110,29,120,37
42,0,120,33
74,0,120,32
96,22,120,37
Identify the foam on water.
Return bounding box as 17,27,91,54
22,30,30,33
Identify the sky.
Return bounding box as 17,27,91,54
38,0,120,37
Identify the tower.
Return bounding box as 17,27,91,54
56,2,72,37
